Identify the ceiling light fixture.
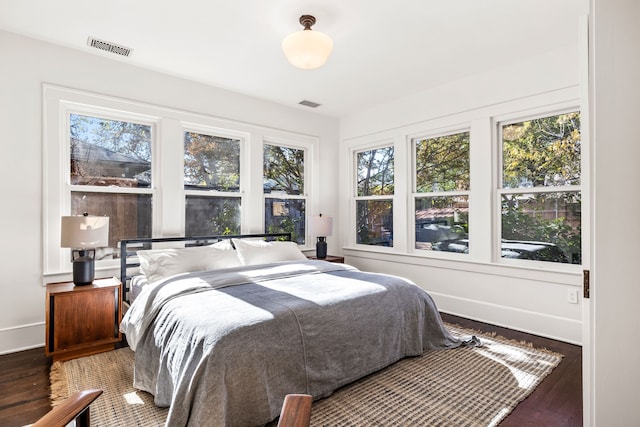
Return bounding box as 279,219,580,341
282,15,333,70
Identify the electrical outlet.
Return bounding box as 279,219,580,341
567,288,579,304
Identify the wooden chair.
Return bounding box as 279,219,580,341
277,394,313,427
32,389,103,427
33,389,303,427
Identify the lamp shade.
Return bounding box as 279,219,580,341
309,215,333,237
61,215,110,248
282,15,333,70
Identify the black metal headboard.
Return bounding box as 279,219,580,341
119,233,292,301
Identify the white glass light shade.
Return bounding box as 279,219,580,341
309,215,333,237
282,29,333,70
60,216,110,248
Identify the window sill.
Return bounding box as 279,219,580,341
343,246,582,285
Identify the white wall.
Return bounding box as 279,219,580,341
338,45,584,344
0,30,587,353
0,30,340,354
590,0,640,423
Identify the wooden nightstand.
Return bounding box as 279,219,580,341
46,277,122,362
307,255,345,263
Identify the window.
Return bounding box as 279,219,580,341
355,146,394,246
184,131,241,235
413,131,470,253
69,113,153,260
263,143,306,244
342,89,581,274
44,85,320,277
499,111,581,264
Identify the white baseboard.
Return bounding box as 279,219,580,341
432,291,582,345
0,322,45,355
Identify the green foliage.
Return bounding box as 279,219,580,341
416,132,470,192
263,145,306,243
205,199,241,235
266,216,305,244
356,200,393,246
184,132,240,191
263,145,304,194
502,194,581,263
501,111,582,263
185,197,240,236
502,112,580,188
357,147,394,196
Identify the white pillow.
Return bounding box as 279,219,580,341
137,244,241,283
210,239,234,250
232,239,307,266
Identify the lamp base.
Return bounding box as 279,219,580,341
316,237,327,259
72,249,95,286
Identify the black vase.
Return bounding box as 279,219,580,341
72,249,95,286
316,237,327,259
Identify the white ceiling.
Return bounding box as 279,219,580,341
0,0,584,118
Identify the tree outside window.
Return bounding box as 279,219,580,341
69,114,153,259
184,131,241,236
263,144,306,244
500,111,581,264
356,146,394,246
414,131,470,252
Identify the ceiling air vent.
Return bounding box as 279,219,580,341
299,100,321,108
87,37,132,57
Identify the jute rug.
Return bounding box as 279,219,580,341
50,324,562,426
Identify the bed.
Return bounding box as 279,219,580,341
119,233,473,426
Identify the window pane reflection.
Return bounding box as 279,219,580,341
70,114,151,187
185,196,241,236
501,192,581,263
415,196,469,251
71,192,152,259
264,198,306,244
184,132,240,192
356,200,393,246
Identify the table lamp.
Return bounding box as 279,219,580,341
61,214,109,285
309,214,333,259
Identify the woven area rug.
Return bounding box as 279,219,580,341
50,324,562,426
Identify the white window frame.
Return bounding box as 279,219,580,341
352,141,396,251
342,89,582,279
182,123,248,236
43,85,320,279
410,127,471,257
43,89,161,277
263,137,313,245
494,106,582,270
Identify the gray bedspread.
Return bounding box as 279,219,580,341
120,260,468,427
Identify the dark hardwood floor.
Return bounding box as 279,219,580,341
0,314,581,427
441,313,582,427
0,346,51,427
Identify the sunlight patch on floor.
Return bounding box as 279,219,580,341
487,407,510,427
476,342,543,389
123,391,145,405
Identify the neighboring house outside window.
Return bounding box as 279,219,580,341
263,143,307,244
355,145,394,247
498,110,581,264
69,113,153,260
413,131,470,253
43,86,319,277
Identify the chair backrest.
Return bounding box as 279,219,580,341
277,394,313,427
33,389,103,427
